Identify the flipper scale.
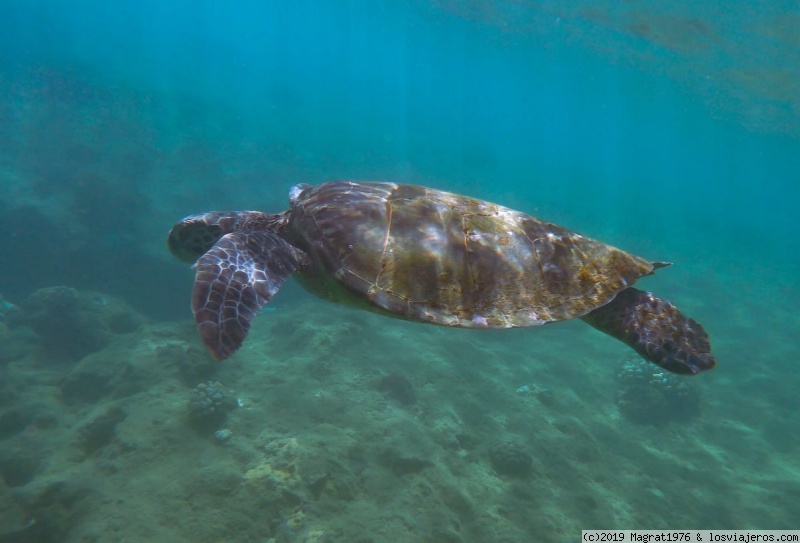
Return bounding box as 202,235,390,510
192,231,308,359
581,287,716,374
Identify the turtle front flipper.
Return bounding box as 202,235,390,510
581,288,716,375
193,231,309,360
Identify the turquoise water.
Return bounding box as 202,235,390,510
1,1,798,541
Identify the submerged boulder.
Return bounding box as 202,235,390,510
489,441,533,478
5,286,146,363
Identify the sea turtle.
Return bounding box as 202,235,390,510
168,181,716,374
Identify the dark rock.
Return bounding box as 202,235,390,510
455,433,478,451
307,473,331,499
32,412,59,430
0,493,35,543
60,357,132,403
383,453,434,475
77,406,127,455
440,485,475,518
157,342,217,385
0,520,42,543
429,528,464,543
534,387,559,407
377,373,417,405
0,326,37,365
0,453,40,487
60,343,154,404
6,286,146,363
0,407,34,440
489,441,533,478
13,479,91,543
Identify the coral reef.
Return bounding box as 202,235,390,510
188,381,238,430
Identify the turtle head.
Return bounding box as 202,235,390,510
168,212,247,263
168,211,289,263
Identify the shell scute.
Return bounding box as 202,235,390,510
289,182,656,329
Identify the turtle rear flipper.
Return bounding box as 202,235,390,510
193,231,309,360
582,287,716,375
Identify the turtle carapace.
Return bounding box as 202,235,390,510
168,181,716,375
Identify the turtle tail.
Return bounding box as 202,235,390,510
581,287,716,375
